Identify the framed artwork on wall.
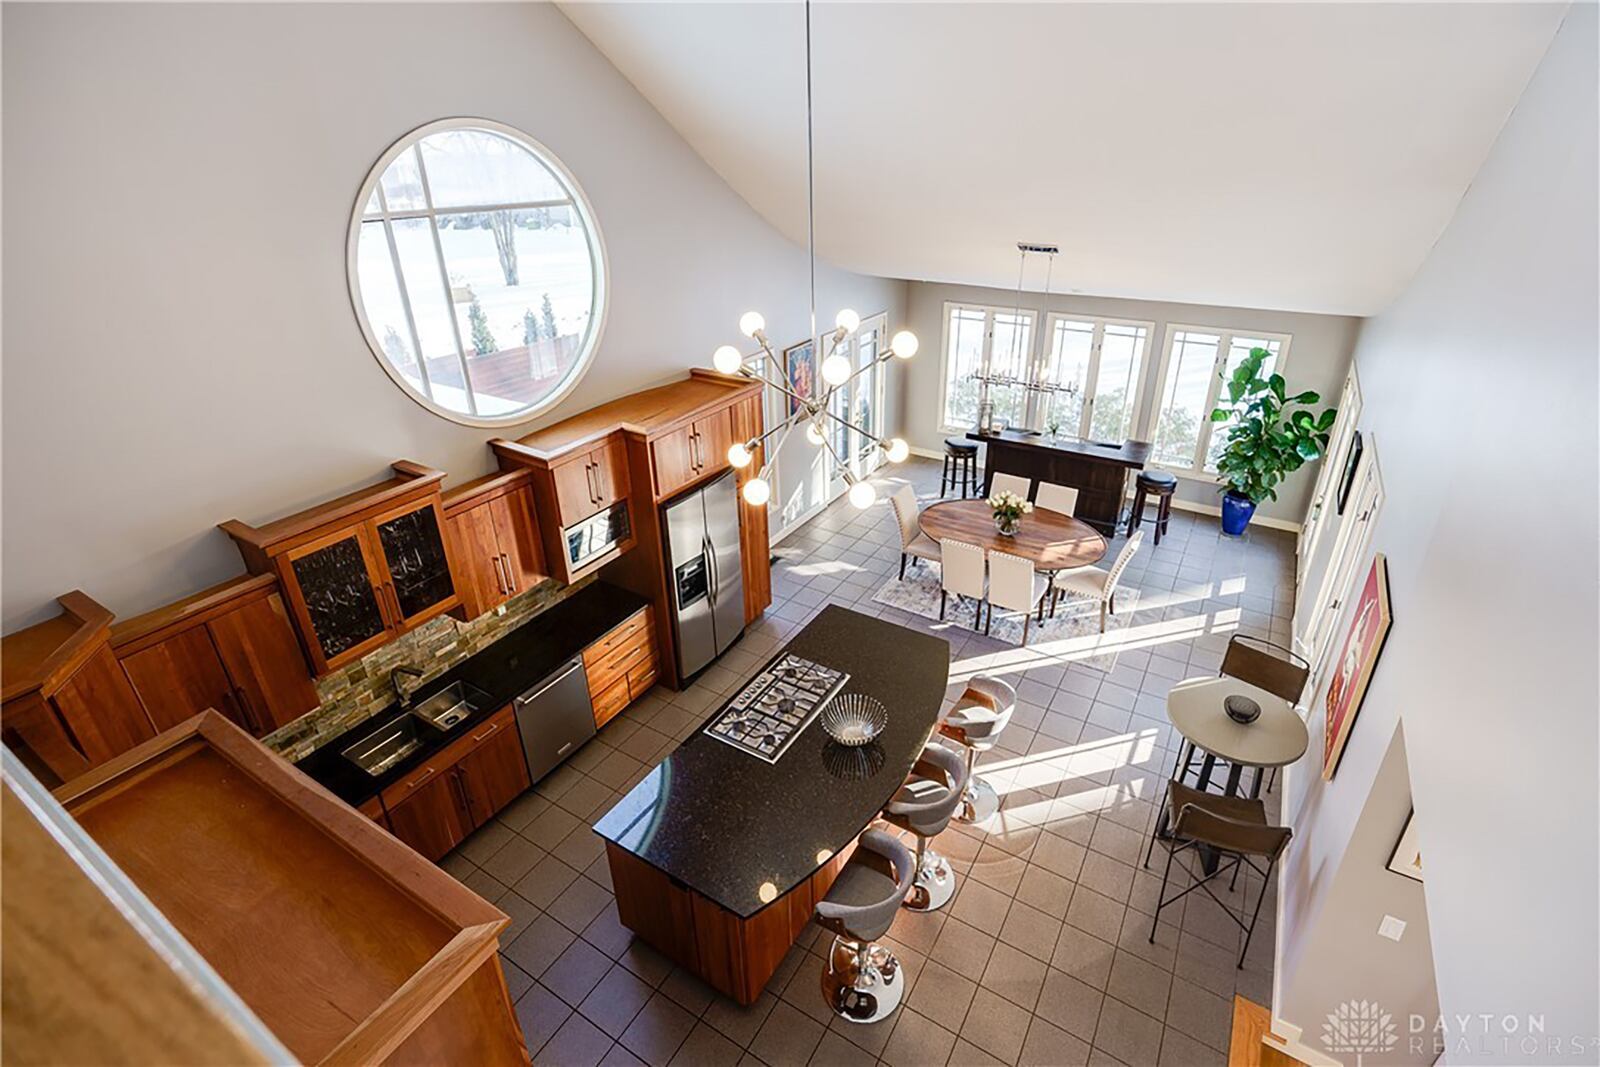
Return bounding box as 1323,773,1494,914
1386,809,1423,882
1323,552,1393,779
784,339,815,417
1336,430,1364,515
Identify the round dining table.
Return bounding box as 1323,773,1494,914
917,499,1107,571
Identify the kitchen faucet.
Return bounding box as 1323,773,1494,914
391,665,426,708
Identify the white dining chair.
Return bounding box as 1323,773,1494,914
988,472,1031,501
939,539,987,630
986,550,1049,645
891,485,941,580
1035,482,1079,517
1051,530,1143,632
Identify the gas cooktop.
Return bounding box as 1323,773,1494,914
702,653,849,763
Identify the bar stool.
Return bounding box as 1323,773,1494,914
1127,469,1177,544
882,743,969,911
816,829,917,1024
936,674,1016,823
941,438,979,498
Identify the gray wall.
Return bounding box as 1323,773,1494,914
1278,5,1598,1059
896,281,1360,525
0,2,906,631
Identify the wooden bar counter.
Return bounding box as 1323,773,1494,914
968,429,1151,535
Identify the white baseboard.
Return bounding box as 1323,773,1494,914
1168,496,1302,534
907,445,945,462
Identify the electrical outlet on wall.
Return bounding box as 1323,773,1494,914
1378,915,1407,941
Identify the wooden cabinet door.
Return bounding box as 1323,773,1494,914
369,499,459,629
446,502,506,620
650,425,699,499
282,526,391,673
489,487,545,597
118,627,240,733
455,716,530,830
695,408,734,478
592,437,631,510
51,645,156,765
385,772,471,862
551,451,602,528
206,592,320,734
732,394,773,623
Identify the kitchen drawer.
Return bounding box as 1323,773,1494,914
589,639,653,700
626,659,659,699
582,608,651,667
592,676,631,729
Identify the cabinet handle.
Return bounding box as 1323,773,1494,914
491,554,507,596
452,769,474,824
233,687,260,734
593,460,606,504
501,552,516,594
402,766,437,792
585,461,599,504
389,583,405,622
471,721,500,744
691,430,702,470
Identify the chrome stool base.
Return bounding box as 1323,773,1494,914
822,937,904,1024
903,846,956,912
956,775,999,824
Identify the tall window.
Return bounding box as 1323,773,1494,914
938,303,1036,431
1039,315,1150,442
938,303,1150,439
1148,324,1292,474
349,119,607,426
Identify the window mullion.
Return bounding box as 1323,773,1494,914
1081,320,1106,440
375,184,436,403
1195,331,1233,471
415,154,479,417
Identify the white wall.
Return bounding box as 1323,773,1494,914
0,2,906,632
1276,5,1598,1060
896,281,1360,525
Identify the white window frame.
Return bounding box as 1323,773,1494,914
827,312,889,488
1144,323,1294,479
1038,312,1156,442
936,301,1039,434
347,117,609,428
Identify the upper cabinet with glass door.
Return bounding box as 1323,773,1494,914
349,120,608,427
222,463,464,674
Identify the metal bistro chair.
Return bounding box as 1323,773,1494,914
938,674,1016,824
816,829,918,1024
1170,634,1311,797
1146,779,1291,969
882,742,969,911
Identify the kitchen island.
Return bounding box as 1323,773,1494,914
968,428,1151,534
593,605,950,1004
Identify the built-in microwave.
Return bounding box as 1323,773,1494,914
566,501,631,570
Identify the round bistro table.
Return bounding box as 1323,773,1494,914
917,499,1108,571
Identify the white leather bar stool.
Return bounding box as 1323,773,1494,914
815,829,917,1024
937,674,1016,823
882,742,969,911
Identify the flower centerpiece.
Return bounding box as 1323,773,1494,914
988,489,1032,537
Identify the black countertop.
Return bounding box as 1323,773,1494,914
968,428,1151,469
592,605,950,918
296,581,648,806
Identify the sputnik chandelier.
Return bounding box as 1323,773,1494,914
707,0,918,512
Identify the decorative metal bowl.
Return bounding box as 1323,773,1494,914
821,694,888,747
1225,694,1262,725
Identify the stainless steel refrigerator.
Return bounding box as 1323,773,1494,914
664,470,745,680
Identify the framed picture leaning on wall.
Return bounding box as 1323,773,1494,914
1323,551,1393,779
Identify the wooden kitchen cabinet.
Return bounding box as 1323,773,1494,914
550,435,630,528
2,591,154,785
57,712,529,1066
222,462,465,675
112,575,321,738
581,607,659,729
443,472,548,620
651,407,733,499
379,705,529,862
731,392,774,624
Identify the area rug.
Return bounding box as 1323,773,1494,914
870,564,1138,670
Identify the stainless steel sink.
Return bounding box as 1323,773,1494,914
408,682,489,733
342,715,432,777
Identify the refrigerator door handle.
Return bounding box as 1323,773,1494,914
703,535,717,603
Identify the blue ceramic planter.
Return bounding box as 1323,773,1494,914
1220,491,1257,536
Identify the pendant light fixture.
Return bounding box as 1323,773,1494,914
708,0,917,510
970,242,1076,434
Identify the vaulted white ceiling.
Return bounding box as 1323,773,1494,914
561,1,1565,316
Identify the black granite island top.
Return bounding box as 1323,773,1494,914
967,427,1152,469
297,581,647,806
593,605,950,918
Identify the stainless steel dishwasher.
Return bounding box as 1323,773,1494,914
513,657,596,784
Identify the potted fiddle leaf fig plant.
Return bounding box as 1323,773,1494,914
1209,347,1337,535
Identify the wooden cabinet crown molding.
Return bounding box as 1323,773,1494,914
219,460,447,562
109,573,280,654
0,590,117,706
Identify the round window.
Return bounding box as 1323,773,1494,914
348,119,607,426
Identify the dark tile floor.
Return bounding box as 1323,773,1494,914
443,458,1296,1066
